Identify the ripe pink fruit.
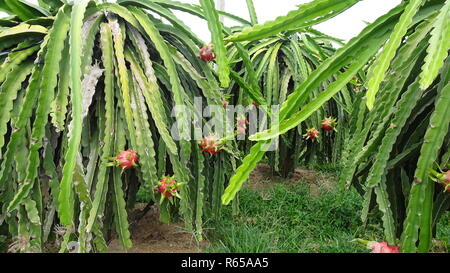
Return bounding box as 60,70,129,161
321,117,337,132
198,135,223,155
237,116,249,135
368,241,400,253
220,98,229,109
158,181,167,193
199,44,216,62
304,128,319,141
436,170,450,193
113,150,138,171
157,176,179,199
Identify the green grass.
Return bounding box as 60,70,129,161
203,176,449,253
203,181,383,253
136,186,153,203
436,211,450,251
0,235,6,253
133,166,449,253
309,162,342,176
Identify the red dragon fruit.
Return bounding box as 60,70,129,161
156,176,181,202
220,97,229,109
237,116,249,135
111,150,138,171
433,170,450,193
368,241,400,253
199,44,216,62
304,128,319,141
198,135,223,155
444,170,450,192
321,117,337,132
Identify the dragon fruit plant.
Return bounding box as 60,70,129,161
236,116,249,135
220,97,229,109
0,0,241,253
107,150,139,172
354,239,400,253
336,0,450,253
223,6,351,178
368,242,400,253
430,168,450,193
304,128,320,141
199,44,216,62
156,176,183,204
198,135,224,156
222,0,450,254
1,0,448,255
321,117,338,132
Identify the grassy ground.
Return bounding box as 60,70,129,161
203,184,380,253
436,211,450,251
202,166,450,253
3,165,447,253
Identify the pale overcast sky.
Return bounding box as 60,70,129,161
1,0,401,43
174,0,401,43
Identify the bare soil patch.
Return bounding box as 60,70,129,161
247,163,334,196
108,204,207,253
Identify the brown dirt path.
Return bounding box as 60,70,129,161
108,204,207,253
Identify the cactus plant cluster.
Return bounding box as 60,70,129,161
0,0,448,253
221,0,450,254
0,0,241,253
